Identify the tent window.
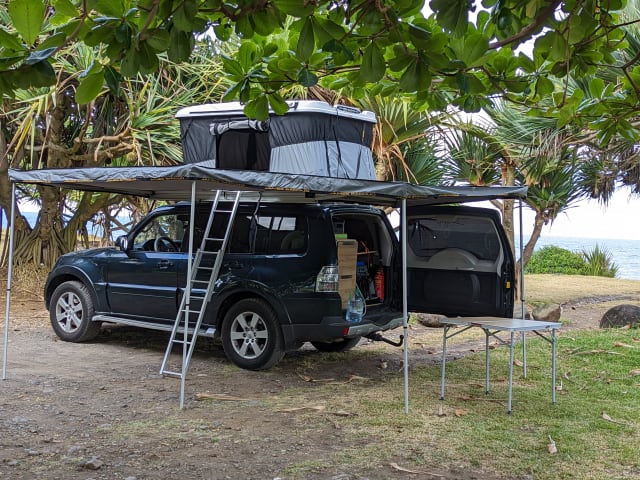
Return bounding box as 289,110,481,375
216,131,271,171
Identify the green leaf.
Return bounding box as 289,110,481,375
275,0,315,17
360,43,385,83
37,32,67,50
22,60,56,88
167,28,193,63
252,7,281,36
244,95,269,120
268,92,289,115
430,0,469,37
588,77,604,98
297,68,317,87
296,17,315,62
222,81,243,101
23,47,57,65
238,42,258,70
449,33,489,67
214,22,232,41
173,0,198,31
76,71,105,104
93,0,126,17
145,29,170,51
8,0,46,46
399,60,419,92
104,66,120,95
52,0,79,17
0,27,26,51
535,75,554,97
222,56,244,77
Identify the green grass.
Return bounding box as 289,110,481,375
276,329,640,479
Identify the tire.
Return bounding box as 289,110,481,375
311,336,362,353
49,281,101,342
221,298,284,370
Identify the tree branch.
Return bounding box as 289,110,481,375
489,0,563,50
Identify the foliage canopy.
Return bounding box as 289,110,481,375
1,0,639,141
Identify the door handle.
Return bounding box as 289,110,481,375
157,260,174,270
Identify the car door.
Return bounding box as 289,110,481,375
107,211,188,321
404,205,514,318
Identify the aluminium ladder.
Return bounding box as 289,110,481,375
160,190,242,408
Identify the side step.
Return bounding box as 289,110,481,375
93,315,217,337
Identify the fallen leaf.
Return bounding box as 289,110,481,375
513,359,524,367
297,374,338,383
555,380,563,391
333,410,355,417
195,393,248,402
613,341,636,348
345,374,369,383
547,435,557,455
437,405,446,417
601,411,623,424
632,337,640,342
378,361,388,369
454,408,468,417
277,405,326,413
389,462,445,477
630,369,640,377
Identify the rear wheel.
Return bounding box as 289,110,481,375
311,336,362,353
49,281,101,342
221,298,284,370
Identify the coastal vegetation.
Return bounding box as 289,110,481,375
526,244,620,278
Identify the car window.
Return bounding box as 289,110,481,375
132,213,186,252
408,215,500,261
254,215,307,254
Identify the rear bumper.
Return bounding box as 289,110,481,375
287,308,405,345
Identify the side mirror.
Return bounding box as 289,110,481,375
116,235,128,251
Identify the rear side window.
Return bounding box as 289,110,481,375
408,215,501,261
254,215,308,254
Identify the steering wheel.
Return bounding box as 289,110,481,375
154,236,178,252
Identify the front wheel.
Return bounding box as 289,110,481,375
221,298,284,370
49,281,101,342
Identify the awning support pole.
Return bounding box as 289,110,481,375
3,182,17,380
179,180,197,409
401,199,409,414
519,199,525,319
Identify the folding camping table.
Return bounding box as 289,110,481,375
439,317,562,413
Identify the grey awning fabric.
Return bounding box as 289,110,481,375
8,164,527,207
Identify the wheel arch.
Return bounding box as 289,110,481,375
45,268,98,311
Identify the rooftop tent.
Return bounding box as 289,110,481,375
176,101,378,180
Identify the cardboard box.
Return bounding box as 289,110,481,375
337,240,357,309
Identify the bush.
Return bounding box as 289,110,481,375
525,245,586,275
581,243,618,278
525,244,619,277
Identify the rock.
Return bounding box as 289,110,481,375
413,313,446,328
531,303,561,322
80,456,104,470
599,304,640,328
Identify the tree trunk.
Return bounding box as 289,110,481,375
515,211,546,301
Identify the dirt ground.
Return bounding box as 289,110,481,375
1,281,639,480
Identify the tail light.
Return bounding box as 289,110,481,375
316,265,339,292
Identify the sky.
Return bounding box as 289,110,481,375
517,187,640,240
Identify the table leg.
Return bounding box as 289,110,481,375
508,331,515,414
522,331,527,378
440,326,448,400
551,328,557,404
485,330,490,394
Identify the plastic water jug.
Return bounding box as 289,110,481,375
346,289,365,323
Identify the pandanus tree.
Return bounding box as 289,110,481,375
0,40,230,267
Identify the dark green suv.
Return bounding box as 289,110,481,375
45,202,514,369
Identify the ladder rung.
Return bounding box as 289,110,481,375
161,370,183,379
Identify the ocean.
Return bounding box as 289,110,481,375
3,212,639,280
521,235,640,280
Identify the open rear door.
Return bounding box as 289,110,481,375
405,205,514,318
